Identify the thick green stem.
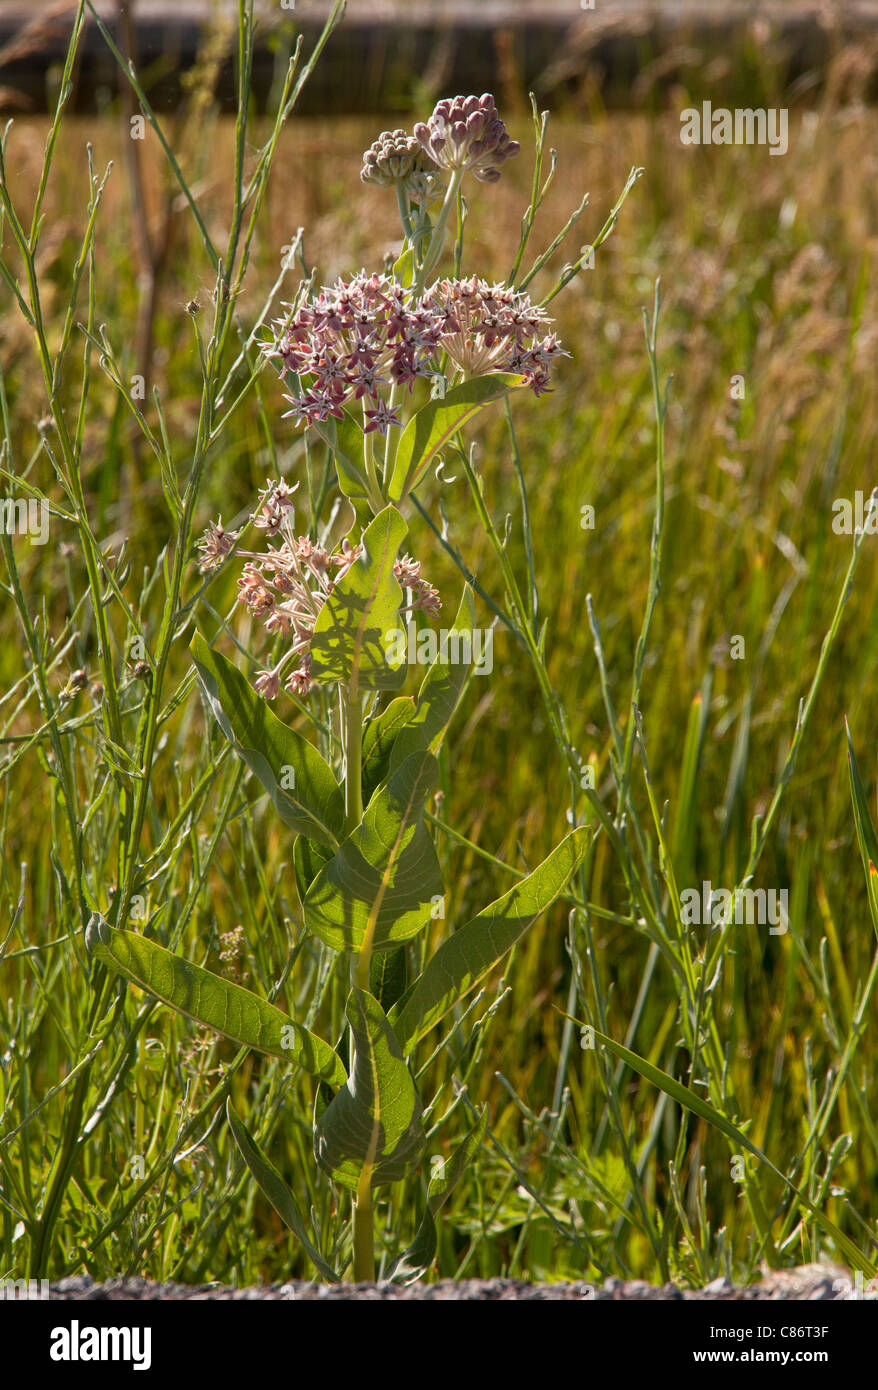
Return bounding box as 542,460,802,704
353,1167,375,1282
343,682,375,1281
344,683,376,990
362,431,387,513
342,686,363,836
395,182,414,244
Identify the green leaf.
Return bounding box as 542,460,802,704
312,408,376,523
391,828,589,1054
314,987,425,1191
388,1106,489,1281
846,725,878,862
101,738,143,782
191,632,344,849
369,945,407,1014
584,1024,875,1278
427,1105,489,1212
294,834,334,907
309,505,409,692
393,246,414,288
226,1100,340,1282
361,696,416,802
86,915,345,1086
671,677,710,885
389,585,477,770
388,374,524,504
304,751,444,953
390,1203,437,1283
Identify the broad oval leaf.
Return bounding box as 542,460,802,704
191,632,344,849
369,945,407,1014
309,505,409,692
314,987,425,1191
86,915,346,1086
226,1100,340,1282
294,834,334,906
390,827,590,1055
312,407,376,524
304,750,444,953
388,374,524,504
361,695,416,802
389,584,477,770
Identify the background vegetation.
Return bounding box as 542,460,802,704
1,6,877,1285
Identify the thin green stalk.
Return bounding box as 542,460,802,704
395,183,414,244
421,169,465,282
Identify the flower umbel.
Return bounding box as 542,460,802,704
270,272,566,434
271,271,443,436
226,481,440,699
422,276,569,395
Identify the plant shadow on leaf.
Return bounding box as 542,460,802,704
303,751,444,952
309,505,410,692
314,987,425,1192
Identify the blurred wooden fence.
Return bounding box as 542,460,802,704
1,2,877,114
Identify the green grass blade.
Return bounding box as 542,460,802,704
846,720,878,939
583,1023,875,1277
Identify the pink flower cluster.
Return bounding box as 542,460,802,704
199,481,440,700
271,272,566,431
238,532,359,699
273,272,441,436
421,277,568,396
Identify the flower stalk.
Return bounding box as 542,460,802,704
419,168,464,282
342,684,363,836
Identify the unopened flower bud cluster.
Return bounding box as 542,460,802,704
413,93,520,183
360,128,439,197
360,94,520,191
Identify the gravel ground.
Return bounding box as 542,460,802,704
45,1265,869,1300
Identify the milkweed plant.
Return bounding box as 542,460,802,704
79,87,641,1283
80,84,639,1278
